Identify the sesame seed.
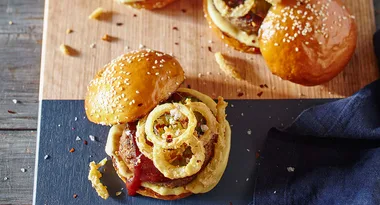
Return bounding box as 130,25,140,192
274,43,279,46
136,90,140,94
247,129,252,135
44,155,49,160
155,72,159,75
287,167,295,172
20,168,26,172
89,135,96,141
295,47,299,52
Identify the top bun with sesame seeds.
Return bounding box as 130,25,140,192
259,0,357,86
85,49,184,125
117,0,177,9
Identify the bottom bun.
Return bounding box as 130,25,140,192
137,187,192,200
118,0,176,9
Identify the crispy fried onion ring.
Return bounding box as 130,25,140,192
145,103,197,149
136,101,220,179
153,135,206,179
213,0,255,17
136,118,153,160
186,102,218,144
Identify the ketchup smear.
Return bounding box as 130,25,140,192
125,123,169,196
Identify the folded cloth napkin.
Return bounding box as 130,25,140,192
253,31,380,205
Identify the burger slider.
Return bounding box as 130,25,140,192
205,0,357,85
85,49,231,200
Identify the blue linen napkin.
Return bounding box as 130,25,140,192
253,31,380,205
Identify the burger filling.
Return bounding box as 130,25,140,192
208,0,271,47
117,91,219,196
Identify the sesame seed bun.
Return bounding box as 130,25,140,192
85,50,185,125
203,0,260,54
258,0,357,86
118,0,177,9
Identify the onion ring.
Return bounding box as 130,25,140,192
145,103,197,149
152,135,205,179
186,102,218,145
136,118,153,160
213,0,256,17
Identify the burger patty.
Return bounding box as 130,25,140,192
118,124,217,189
218,0,271,35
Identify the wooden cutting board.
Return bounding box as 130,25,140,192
40,0,378,100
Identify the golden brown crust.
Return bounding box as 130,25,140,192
118,0,177,9
85,49,185,125
203,0,260,54
136,187,192,200
259,0,357,86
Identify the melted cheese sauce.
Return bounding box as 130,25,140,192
207,0,259,47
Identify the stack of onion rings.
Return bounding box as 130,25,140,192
135,101,219,179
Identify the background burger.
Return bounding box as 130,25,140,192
205,0,357,86
85,49,231,200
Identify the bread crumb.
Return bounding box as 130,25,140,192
66,29,73,34
88,7,104,19
102,34,111,41
8,21,13,25
59,44,70,55
214,52,242,81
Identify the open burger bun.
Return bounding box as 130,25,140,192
117,0,177,9
259,0,357,86
85,50,184,125
105,89,231,200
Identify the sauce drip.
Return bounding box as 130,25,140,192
125,122,169,196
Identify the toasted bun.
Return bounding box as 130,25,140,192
259,0,357,86
136,187,192,200
85,50,185,125
203,0,260,53
118,0,176,9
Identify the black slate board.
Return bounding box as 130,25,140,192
34,99,334,205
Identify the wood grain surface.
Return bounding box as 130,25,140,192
0,0,42,130
40,0,378,100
